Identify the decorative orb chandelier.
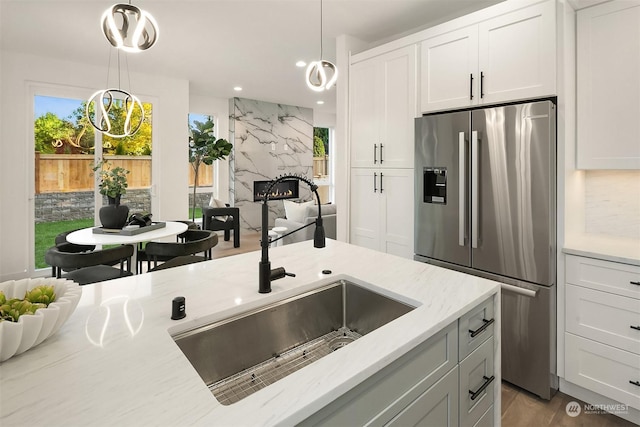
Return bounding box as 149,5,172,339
101,3,159,53
86,88,144,138
305,0,338,92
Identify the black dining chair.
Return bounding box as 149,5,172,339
140,229,218,272
45,243,134,285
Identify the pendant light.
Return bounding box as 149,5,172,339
101,3,159,53
86,48,145,138
86,2,156,138
305,0,338,92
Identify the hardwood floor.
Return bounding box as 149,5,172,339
502,382,637,427
208,235,639,427
211,231,261,259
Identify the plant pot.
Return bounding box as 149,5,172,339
99,198,129,229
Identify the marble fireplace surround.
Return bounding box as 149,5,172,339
229,98,314,233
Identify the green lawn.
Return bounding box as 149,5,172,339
35,218,94,269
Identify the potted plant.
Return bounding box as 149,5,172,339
92,159,130,229
189,118,232,221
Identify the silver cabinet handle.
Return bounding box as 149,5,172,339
373,172,377,193
380,143,384,164
501,283,537,298
380,173,384,193
471,130,479,249
373,144,377,164
459,132,466,246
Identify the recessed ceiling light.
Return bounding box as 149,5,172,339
317,100,324,105
296,61,307,67
233,86,243,91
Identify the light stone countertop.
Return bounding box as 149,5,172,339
0,239,499,426
563,234,640,266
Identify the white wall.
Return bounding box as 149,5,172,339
0,50,189,281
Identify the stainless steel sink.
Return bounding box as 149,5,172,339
171,279,417,405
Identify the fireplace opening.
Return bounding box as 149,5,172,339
253,179,300,202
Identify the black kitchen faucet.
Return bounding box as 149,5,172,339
259,174,325,293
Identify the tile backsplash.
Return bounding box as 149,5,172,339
585,170,640,239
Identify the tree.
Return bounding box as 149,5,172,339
313,135,325,157
34,112,93,154
189,118,233,221
314,127,329,155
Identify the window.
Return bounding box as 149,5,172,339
33,94,152,270
313,127,333,203
188,113,215,219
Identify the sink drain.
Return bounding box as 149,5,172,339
328,335,357,351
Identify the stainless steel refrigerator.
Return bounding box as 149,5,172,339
414,99,557,399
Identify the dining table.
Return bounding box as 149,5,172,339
66,221,188,274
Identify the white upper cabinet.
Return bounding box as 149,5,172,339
421,26,479,111
350,45,417,169
420,0,556,113
577,0,640,169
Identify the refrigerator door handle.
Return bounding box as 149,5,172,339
458,132,466,246
501,283,538,298
471,130,479,248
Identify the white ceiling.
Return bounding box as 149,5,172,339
0,0,504,115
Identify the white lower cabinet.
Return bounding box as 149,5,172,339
460,337,495,427
565,333,640,409
301,297,497,426
387,366,459,427
564,254,640,410
350,168,414,259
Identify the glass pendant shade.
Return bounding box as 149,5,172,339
86,89,145,138
305,60,338,92
102,3,159,53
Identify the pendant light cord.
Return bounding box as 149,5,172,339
319,0,323,60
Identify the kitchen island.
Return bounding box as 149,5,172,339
0,240,500,426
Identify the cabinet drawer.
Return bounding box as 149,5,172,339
460,337,495,427
386,366,459,427
473,405,493,427
301,322,458,426
459,297,495,360
566,255,640,299
566,284,640,354
565,333,640,410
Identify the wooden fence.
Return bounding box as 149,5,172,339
35,153,212,193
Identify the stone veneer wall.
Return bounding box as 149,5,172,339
34,189,151,223
229,98,313,232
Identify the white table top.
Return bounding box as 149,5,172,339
66,221,188,246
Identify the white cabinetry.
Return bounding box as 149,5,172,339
350,168,414,259
564,254,640,410
349,45,416,258
420,0,556,113
350,45,417,169
577,0,640,169
301,297,497,427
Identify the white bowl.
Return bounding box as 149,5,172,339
0,278,82,362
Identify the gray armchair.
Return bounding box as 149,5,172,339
274,204,337,245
